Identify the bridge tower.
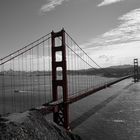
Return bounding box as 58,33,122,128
134,58,139,83
51,29,69,130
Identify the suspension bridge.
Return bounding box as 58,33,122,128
0,29,139,130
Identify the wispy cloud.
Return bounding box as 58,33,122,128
86,41,140,67
81,8,140,66
40,0,68,13
98,0,125,7
82,8,140,49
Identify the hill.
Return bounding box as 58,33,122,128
0,110,81,140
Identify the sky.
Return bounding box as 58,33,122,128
1,0,140,67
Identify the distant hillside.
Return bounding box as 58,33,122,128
67,65,135,78
0,64,136,78
108,65,132,69
102,66,134,77
88,65,135,77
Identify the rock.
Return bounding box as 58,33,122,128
0,111,81,140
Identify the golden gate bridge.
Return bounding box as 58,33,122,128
0,29,139,130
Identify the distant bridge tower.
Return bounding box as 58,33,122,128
51,29,69,130
134,58,139,83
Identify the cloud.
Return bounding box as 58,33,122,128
99,55,113,62
98,0,125,7
102,8,140,44
86,41,140,67
40,0,68,13
82,8,140,49
80,8,140,67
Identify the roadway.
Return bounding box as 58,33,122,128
71,78,140,140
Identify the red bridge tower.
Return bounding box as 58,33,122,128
51,29,69,130
134,58,139,83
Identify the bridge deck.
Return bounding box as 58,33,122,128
49,75,133,106
72,79,139,140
